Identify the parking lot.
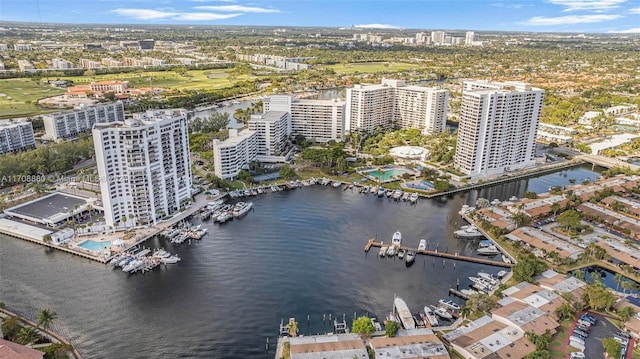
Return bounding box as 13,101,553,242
567,312,629,359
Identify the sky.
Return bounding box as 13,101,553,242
0,0,638,33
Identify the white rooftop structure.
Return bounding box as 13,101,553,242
389,146,430,160
589,133,640,154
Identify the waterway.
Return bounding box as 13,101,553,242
0,164,602,358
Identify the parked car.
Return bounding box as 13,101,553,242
573,329,588,338
576,324,590,332
570,352,586,359
577,319,592,327
569,336,585,346
580,314,596,324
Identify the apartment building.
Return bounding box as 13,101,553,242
0,119,36,154
0,44,7,52
248,111,291,157
13,43,32,51
79,58,103,69
212,129,258,180
52,58,75,70
43,101,125,140
454,80,544,177
264,95,345,143
17,60,35,72
345,79,448,134
93,109,192,228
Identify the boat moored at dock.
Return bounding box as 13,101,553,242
394,296,416,330
439,298,461,311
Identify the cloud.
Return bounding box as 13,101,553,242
608,27,640,32
194,5,280,13
112,8,241,21
630,7,640,13
491,3,532,8
547,0,628,12
523,14,623,25
353,24,402,29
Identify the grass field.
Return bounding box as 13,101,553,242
59,69,254,91
324,61,423,75
0,78,65,118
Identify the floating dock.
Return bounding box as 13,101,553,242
364,239,512,268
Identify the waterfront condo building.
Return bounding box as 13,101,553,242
43,101,125,140
345,79,449,134
264,95,345,143
0,119,35,154
93,109,192,228
212,129,258,180
248,111,291,157
454,80,544,178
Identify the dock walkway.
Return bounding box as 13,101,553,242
364,239,512,268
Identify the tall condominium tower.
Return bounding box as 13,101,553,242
345,79,449,134
454,80,544,177
93,109,192,228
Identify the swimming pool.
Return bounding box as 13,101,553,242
365,169,407,181
77,239,112,251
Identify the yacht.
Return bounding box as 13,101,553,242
152,248,170,259
398,248,406,259
469,277,494,290
160,255,181,264
418,239,427,251
478,272,499,286
394,297,416,330
477,245,500,256
233,202,253,217
439,299,461,311
386,246,396,257
410,193,419,203
391,231,402,246
473,282,492,293
491,199,501,206
379,246,388,257
502,255,512,264
216,212,233,223
331,181,342,188
377,188,385,197
460,289,478,297
433,306,453,320
478,240,494,248
423,306,439,327
454,226,485,239
393,189,403,200
405,249,416,264
497,270,508,279
458,204,476,215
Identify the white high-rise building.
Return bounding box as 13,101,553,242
345,79,449,134
264,95,345,143
454,81,544,178
93,109,192,228
212,129,258,180
43,101,125,140
0,119,35,154
465,31,475,46
248,111,291,157
431,31,446,45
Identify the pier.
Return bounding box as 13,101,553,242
364,239,513,268
448,288,469,300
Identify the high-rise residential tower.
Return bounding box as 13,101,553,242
454,80,544,177
93,109,192,228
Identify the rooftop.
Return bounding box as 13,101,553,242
0,338,44,359
4,193,89,225
289,334,368,359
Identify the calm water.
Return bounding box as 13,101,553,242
0,164,601,358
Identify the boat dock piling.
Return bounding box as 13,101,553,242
364,239,513,268
448,288,469,300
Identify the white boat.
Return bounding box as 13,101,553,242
160,255,181,264
377,188,385,197
433,306,453,320
393,189,402,200
152,248,170,258
405,249,416,263
394,297,416,330
497,270,508,278
379,246,388,257
439,299,461,311
401,192,410,201
370,186,378,194
398,248,406,259
386,246,396,256
418,239,427,251
410,193,419,203
423,306,439,327
502,255,512,264
477,245,500,256
473,282,492,293
233,201,253,217
509,196,519,201
332,181,342,188
391,231,402,246
469,277,494,290
454,226,485,239
478,272,499,286
458,204,476,215
386,190,394,197
217,212,232,223
460,289,478,297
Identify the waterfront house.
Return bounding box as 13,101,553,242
0,338,44,359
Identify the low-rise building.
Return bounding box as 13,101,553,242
505,227,585,262
17,59,35,72
0,338,44,359
288,333,368,359
13,43,32,51
369,328,449,359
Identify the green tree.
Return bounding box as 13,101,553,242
513,254,549,283
38,308,57,330
618,306,636,322
526,330,552,350
287,319,298,337
385,321,399,337
238,170,253,183
16,326,41,345
525,350,551,359
1,316,21,339
279,164,296,180
614,273,623,291
43,343,73,359
602,337,622,358
351,316,375,338
463,293,498,315
583,284,616,311
557,209,581,231
555,302,576,321
523,191,538,199
513,212,532,227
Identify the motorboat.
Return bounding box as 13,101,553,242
418,239,427,251
454,226,485,239
152,248,170,259
379,246,388,257
478,272,499,286
478,240,494,248
377,188,385,197
394,297,416,330
370,186,378,194
216,212,233,223
410,193,419,203
469,276,493,287
160,255,181,264
405,249,416,264
439,299,461,311
491,199,501,206
402,192,410,201
477,245,500,256
233,201,253,217
386,190,394,198
423,306,439,327
497,270,508,278
362,185,370,193
391,231,402,246
332,181,342,188
393,189,402,200
460,289,478,297
386,246,396,257
433,306,453,320
502,255,512,264
370,317,383,332
398,248,406,259
458,204,476,215
473,282,492,293
509,196,519,201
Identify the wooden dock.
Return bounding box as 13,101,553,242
448,288,469,300
364,239,512,268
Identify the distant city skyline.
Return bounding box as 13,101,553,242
0,0,639,33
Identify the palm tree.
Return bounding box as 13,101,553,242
618,306,636,322
574,269,586,281
86,204,93,220
614,273,623,291
551,202,561,216
38,308,57,330
16,326,40,346
287,318,299,337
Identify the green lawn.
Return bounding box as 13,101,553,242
549,319,574,359
324,61,423,75
0,78,65,118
